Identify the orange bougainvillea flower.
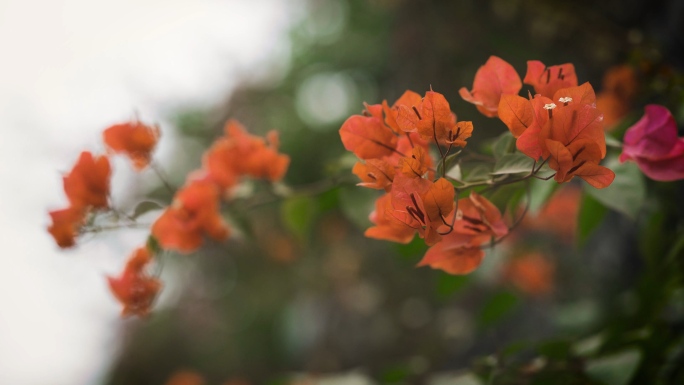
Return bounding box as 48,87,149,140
418,192,507,275
596,65,638,130
503,252,554,295
523,60,578,99
352,159,395,191
395,90,473,146
163,371,206,385
389,174,455,246
152,180,230,253
47,206,85,248
102,121,160,170
382,90,423,134
204,120,290,190
365,193,417,244
459,56,523,118
339,107,399,160
107,246,162,317
498,81,614,189
63,151,111,209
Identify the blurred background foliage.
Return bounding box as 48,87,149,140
106,0,684,384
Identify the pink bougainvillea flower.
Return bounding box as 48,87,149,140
459,56,522,118
103,121,160,170
620,104,684,181
107,246,162,317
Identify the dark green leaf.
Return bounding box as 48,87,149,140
478,291,519,328
537,339,572,360
578,193,608,246
436,273,471,299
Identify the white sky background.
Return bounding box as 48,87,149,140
0,0,298,384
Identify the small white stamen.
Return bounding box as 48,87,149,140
543,103,557,110
558,97,573,103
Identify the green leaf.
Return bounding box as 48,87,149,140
437,150,462,177
281,196,319,240
130,200,164,219
585,349,642,385
605,134,623,149
528,177,558,214
462,163,492,182
491,153,535,175
572,333,604,357
478,291,519,328
436,273,472,299
146,235,161,254
537,339,572,360
446,164,462,181
578,193,608,246
584,158,645,219
491,131,515,159
338,186,376,229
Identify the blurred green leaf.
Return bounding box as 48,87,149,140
578,193,608,246
537,339,572,360
338,186,376,229
436,273,472,299
478,291,519,328
281,196,319,240
446,164,463,181
585,349,642,385
462,163,492,182
491,131,515,159
584,158,645,219
491,153,535,175
528,177,558,214
381,364,410,383
146,235,161,254
437,150,462,177
130,200,164,219
572,333,604,357
605,134,623,148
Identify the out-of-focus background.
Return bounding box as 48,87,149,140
1,0,683,384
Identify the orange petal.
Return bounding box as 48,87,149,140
498,94,534,137
339,115,398,159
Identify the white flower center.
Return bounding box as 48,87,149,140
558,97,573,103
543,103,557,110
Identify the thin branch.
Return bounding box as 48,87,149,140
150,161,176,194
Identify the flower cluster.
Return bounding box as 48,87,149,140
492,59,615,188
340,89,507,275
152,120,289,253
339,57,616,275
47,118,289,316
48,121,160,248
